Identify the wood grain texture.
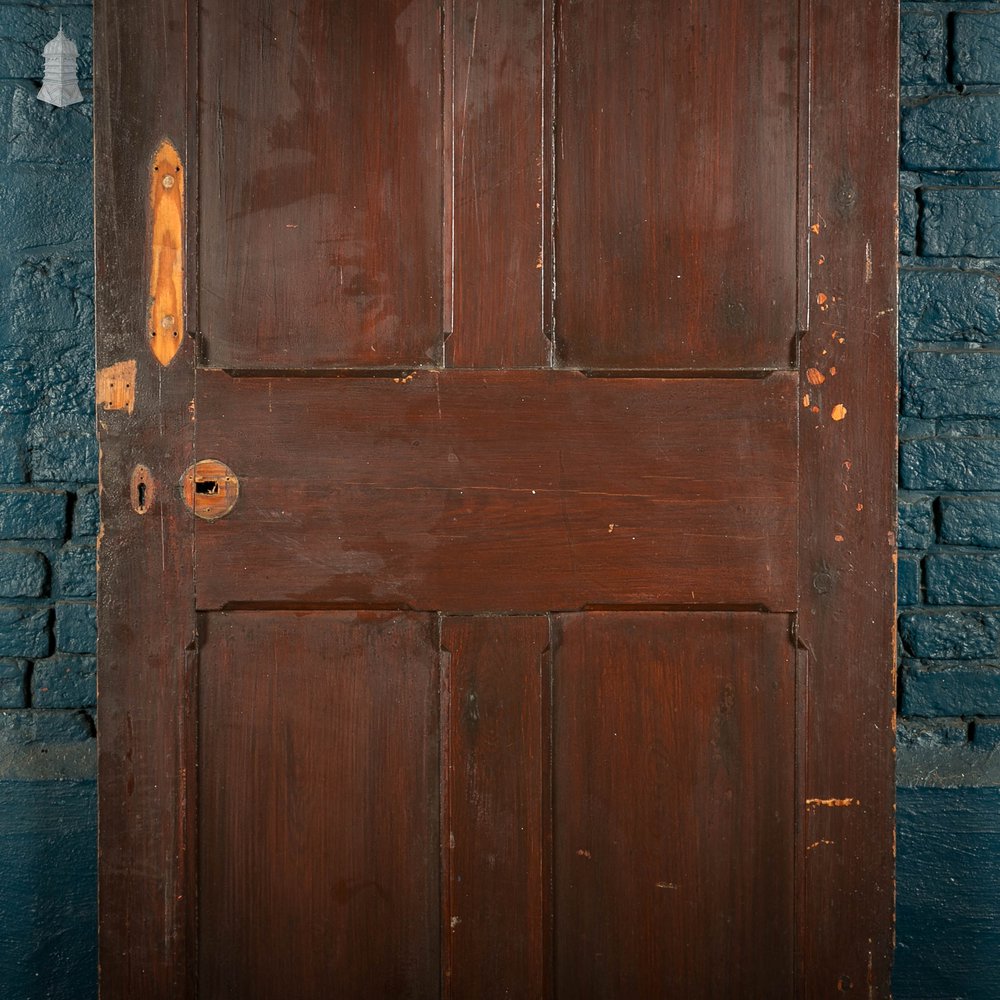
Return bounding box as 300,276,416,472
554,0,799,370
552,612,796,996
96,360,137,415
797,0,899,994
193,369,798,612
197,611,440,1000
148,140,184,367
442,615,551,998
96,2,900,993
198,0,443,369
448,0,550,368
94,0,196,996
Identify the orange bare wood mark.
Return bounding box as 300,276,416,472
96,360,137,414
148,140,184,366
180,460,239,521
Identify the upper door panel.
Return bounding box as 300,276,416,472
198,1,798,373
199,0,443,369
554,0,799,370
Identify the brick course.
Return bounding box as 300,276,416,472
0,7,98,993
0,5,96,722
899,0,1000,785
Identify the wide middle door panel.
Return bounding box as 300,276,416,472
193,369,797,613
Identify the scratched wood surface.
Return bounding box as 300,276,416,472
442,616,551,998
198,0,443,369
553,0,799,371
797,1,899,994
198,612,440,999
193,369,799,613
94,0,197,996
97,0,897,995
552,613,796,996
448,0,551,368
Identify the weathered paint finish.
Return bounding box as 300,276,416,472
193,369,799,613
96,2,897,995
896,787,1000,1000
147,140,184,368
796,1,899,995
94,0,196,994
0,776,97,1000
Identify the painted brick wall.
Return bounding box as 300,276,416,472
897,4,1000,998
0,2,96,998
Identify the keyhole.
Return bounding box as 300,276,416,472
130,465,153,515
195,479,219,496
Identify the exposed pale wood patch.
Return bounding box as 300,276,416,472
148,139,184,366
96,360,137,414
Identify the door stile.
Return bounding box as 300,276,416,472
94,0,197,996
797,0,899,995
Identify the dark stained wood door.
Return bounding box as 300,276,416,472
94,1,898,997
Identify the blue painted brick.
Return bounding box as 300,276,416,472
895,788,1000,1000
0,776,97,1000
899,554,922,607
32,353,95,416
0,360,37,414
0,606,49,659
54,544,95,599
28,418,98,484
972,719,1000,751
954,13,1000,85
902,96,1000,171
931,419,1000,439
901,438,1000,491
900,610,1000,659
902,349,1000,418
55,603,95,655
920,188,1000,259
900,181,917,256
0,5,93,80
899,496,935,549
927,552,1000,605
0,546,46,598
3,256,94,343
899,270,1000,345
901,13,946,87
940,496,1000,548
0,658,26,708
0,708,92,744
897,716,969,751
0,166,92,252
31,655,95,710
902,660,1000,717
0,415,29,484
0,489,65,540
0,82,91,166
72,487,97,538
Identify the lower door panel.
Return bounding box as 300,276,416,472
197,611,795,998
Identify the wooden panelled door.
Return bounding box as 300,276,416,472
94,1,898,996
